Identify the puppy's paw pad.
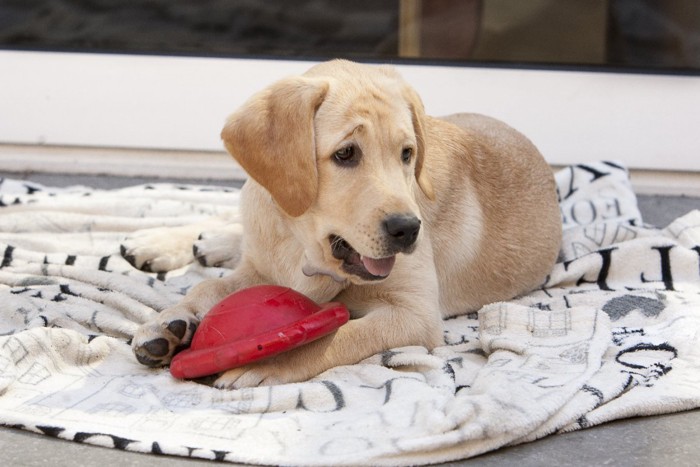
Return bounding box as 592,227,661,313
132,316,199,367
134,338,171,367
134,340,170,367
166,319,189,339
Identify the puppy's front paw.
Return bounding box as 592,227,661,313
213,355,314,389
192,224,243,268
132,308,199,367
213,364,283,389
121,226,200,272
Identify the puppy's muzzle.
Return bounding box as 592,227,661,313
384,214,421,251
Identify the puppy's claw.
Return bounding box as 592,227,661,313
120,244,138,268
192,243,208,266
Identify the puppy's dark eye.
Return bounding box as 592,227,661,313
401,147,413,164
333,145,360,166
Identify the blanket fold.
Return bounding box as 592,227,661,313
0,162,698,465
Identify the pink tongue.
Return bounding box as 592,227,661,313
360,255,396,277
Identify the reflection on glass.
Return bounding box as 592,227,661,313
1,0,698,72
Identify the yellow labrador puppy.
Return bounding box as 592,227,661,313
129,59,562,388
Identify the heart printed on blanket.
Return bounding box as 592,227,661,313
0,162,699,466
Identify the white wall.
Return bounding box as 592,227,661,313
1,50,699,171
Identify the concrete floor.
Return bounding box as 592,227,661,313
1,409,698,466
1,172,698,466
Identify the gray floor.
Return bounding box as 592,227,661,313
1,172,699,466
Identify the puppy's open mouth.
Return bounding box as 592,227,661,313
329,235,396,281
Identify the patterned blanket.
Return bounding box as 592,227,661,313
0,162,698,465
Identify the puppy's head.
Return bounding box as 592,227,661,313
221,60,434,284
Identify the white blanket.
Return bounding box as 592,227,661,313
0,162,699,465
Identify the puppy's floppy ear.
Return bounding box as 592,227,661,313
221,77,329,217
403,87,435,200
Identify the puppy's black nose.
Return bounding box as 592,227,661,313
384,214,421,250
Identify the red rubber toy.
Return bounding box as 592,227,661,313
169,285,349,379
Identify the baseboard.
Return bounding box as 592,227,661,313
626,170,700,197
2,144,699,197
0,144,246,181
